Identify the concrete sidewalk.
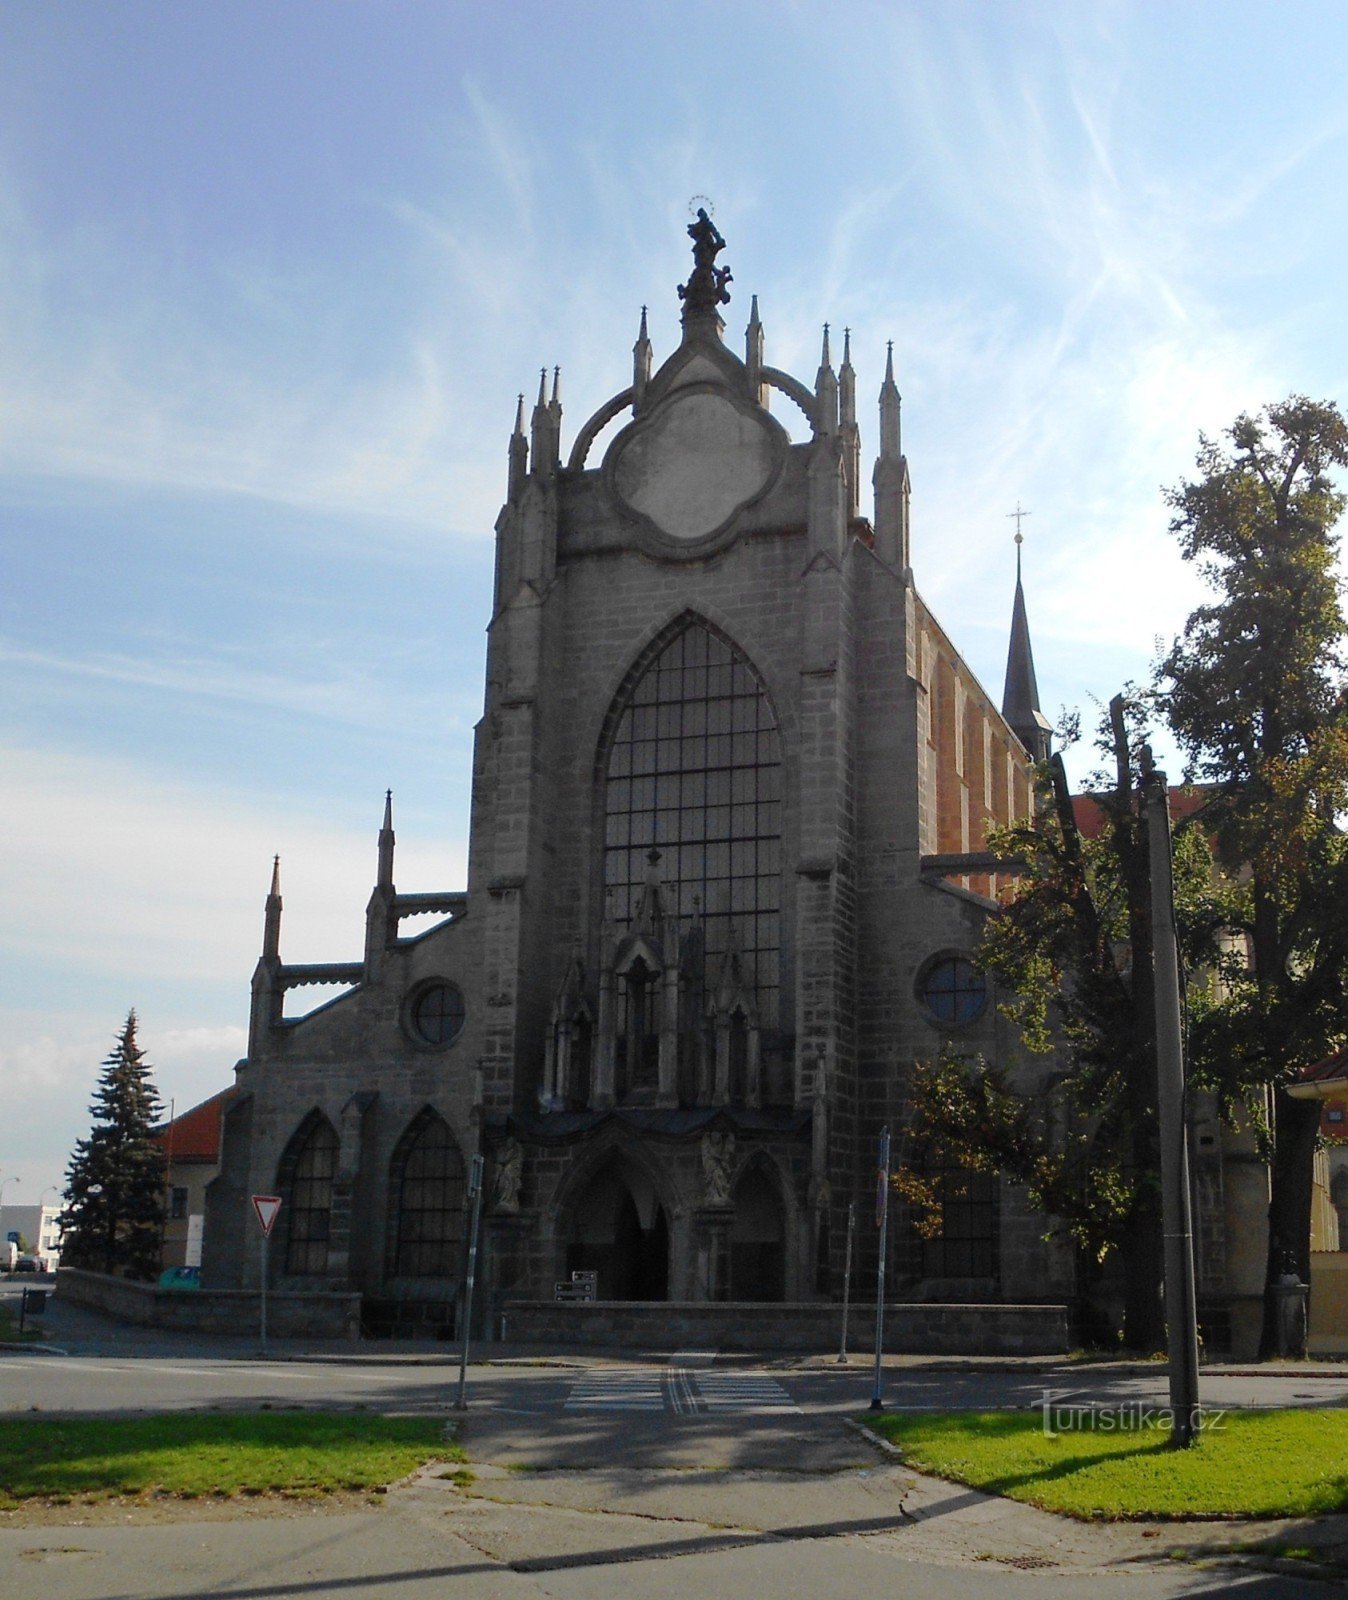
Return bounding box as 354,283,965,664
2,1409,1346,1598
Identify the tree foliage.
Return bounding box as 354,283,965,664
62,1011,165,1280
905,396,1348,1353
1157,396,1348,1348
904,703,1236,1348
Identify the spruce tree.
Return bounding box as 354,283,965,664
62,1011,166,1279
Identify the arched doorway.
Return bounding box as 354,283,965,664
562,1155,670,1300
730,1159,786,1301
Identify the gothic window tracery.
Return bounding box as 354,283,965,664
603,622,782,1027
281,1114,338,1276
389,1110,465,1278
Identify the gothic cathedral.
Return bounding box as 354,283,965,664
204,215,1071,1330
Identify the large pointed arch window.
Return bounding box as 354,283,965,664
604,621,782,1023
281,1114,338,1276
389,1110,465,1278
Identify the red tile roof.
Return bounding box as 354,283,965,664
1302,1050,1348,1087
1072,786,1214,840
153,1087,237,1164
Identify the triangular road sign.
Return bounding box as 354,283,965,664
251,1194,283,1236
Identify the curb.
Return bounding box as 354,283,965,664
844,1416,906,1461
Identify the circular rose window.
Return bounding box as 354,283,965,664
919,956,987,1026
408,982,466,1047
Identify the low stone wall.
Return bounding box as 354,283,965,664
1310,1251,1348,1356
56,1268,361,1340
501,1299,1070,1355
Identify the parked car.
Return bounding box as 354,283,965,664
13,1257,39,1274
157,1266,201,1290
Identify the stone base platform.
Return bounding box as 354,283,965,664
501,1298,1069,1354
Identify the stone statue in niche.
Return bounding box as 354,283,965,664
494,1137,524,1213
700,1130,735,1207
678,208,732,314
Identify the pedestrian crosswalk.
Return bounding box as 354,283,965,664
563,1362,800,1415
694,1371,799,1413
563,1368,666,1411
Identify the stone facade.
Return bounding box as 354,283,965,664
204,221,1075,1334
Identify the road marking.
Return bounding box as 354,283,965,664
562,1366,800,1415
564,1369,665,1411
665,1366,699,1414
694,1372,800,1413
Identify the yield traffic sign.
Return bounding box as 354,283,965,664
251,1194,283,1236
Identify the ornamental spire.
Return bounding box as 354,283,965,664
508,392,527,498
262,855,282,962
814,323,838,437
1001,524,1052,763
377,789,395,892
839,327,859,516
633,305,652,408
878,339,901,460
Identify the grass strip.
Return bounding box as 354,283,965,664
0,1304,42,1343
865,1408,1348,1520
0,1412,458,1507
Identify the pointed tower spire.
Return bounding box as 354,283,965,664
377,789,395,892
879,340,901,460
872,340,910,571
745,294,765,402
262,855,282,962
530,367,555,478
814,322,838,437
549,365,561,416
633,305,653,410
839,328,855,423
1001,527,1052,763
839,326,860,517
508,392,528,500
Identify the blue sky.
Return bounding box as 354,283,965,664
3,0,1348,1200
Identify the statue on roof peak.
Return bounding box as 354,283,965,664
678,207,732,316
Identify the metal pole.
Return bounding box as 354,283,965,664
1143,761,1201,1447
837,1200,856,1363
870,1127,891,1412
260,1231,269,1354
455,1154,485,1411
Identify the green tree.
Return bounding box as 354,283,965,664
62,1011,165,1279
905,704,1234,1349
1158,395,1348,1354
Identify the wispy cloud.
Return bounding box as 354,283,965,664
0,742,467,984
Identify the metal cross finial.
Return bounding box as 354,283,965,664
1007,502,1032,544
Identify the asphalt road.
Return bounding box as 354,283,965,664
2,1283,1345,1598
4,1344,1348,1421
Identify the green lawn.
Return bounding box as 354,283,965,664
0,1412,458,1507
866,1408,1348,1520
0,1303,43,1343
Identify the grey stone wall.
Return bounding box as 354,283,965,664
502,1298,1069,1355
57,1268,361,1339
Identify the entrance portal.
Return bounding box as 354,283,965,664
563,1157,670,1301
730,1159,786,1301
